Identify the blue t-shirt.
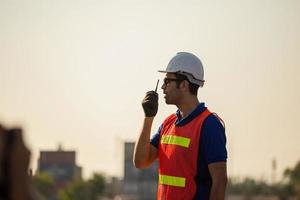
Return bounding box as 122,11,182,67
150,103,227,200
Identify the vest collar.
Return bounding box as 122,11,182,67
175,103,207,126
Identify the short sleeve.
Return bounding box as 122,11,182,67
150,124,163,149
201,114,227,164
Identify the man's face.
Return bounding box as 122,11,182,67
161,73,182,105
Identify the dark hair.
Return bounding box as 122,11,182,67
175,73,199,95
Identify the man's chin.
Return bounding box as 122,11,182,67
164,96,174,105
165,99,173,105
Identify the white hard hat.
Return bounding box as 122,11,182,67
158,52,205,86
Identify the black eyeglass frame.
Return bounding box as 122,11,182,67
163,78,186,86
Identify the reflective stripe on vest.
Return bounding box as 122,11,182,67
161,135,190,148
159,174,186,187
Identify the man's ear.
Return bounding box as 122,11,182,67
180,80,189,91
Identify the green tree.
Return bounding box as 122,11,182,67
284,161,300,199
227,177,292,198
58,172,106,200
227,178,267,196
88,173,106,199
58,180,91,200
32,172,54,199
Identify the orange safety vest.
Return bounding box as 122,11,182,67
157,108,212,200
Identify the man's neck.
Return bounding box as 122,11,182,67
177,97,200,118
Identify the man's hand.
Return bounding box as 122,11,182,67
142,91,158,117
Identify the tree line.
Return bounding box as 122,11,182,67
227,161,300,199
32,160,300,200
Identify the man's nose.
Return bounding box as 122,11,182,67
161,83,166,90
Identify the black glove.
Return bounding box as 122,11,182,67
142,91,158,117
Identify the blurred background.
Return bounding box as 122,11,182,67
0,0,299,199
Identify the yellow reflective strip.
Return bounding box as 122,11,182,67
159,175,186,187
161,135,190,148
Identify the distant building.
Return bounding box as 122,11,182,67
123,142,158,200
105,176,123,198
37,145,82,196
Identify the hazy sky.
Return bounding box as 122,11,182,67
1,0,299,181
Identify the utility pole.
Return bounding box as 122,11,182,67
271,158,277,185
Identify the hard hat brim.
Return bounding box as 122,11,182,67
158,70,177,73
158,69,205,87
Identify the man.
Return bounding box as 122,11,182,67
133,52,227,200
